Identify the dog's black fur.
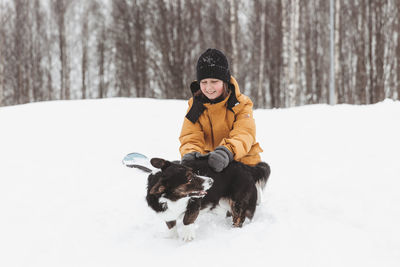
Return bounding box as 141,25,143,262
186,159,270,225
144,157,270,240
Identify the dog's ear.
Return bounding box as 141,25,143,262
150,158,171,170
149,181,166,195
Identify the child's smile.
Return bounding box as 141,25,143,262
200,78,224,99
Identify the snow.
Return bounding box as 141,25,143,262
1,98,400,267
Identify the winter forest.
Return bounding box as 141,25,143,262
1,0,400,109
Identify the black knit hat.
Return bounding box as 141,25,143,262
196,48,231,83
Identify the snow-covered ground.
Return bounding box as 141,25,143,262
1,98,399,267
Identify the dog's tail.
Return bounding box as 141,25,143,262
251,162,271,205
252,162,271,188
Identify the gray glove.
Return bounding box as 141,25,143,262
208,146,233,172
181,151,202,163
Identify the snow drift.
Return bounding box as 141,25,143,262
0,98,399,267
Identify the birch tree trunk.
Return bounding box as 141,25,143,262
374,0,385,102
272,0,283,108
230,0,239,76
0,8,3,106
32,0,45,102
397,0,400,99
257,0,266,108
281,0,289,106
97,22,106,98
334,0,340,103
355,0,368,104
81,7,89,99
52,0,71,100
303,1,313,104
368,0,374,104
0,50,3,106
288,0,299,107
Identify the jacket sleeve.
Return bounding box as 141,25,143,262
218,96,256,161
179,98,206,157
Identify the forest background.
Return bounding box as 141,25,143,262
1,0,399,109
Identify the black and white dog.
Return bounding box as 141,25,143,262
141,157,270,241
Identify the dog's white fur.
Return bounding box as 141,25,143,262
157,175,213,241
159,196,191,222
182,224,196,242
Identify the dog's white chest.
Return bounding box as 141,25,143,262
158,196,190,221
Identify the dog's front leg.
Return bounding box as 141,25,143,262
165,220,178,239
181,198,201,241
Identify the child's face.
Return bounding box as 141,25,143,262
200,78,224,100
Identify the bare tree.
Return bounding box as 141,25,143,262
270,0,284,108
0,1,6,106
289,0,300,107
249,0,284,108
373,0,387,103
316,0,330,104
334,0,341,103
281,0,301,107
281,0,289,106
202,0,222,49
301,1,317,104
229,0,239,76
97,20,108,98
11,0,26,104
51,0,72,100
149,0,202,99
256,0,266,108
248,0,275,108
397,0,400,99
354,1,368,104
31,0,48,102
0,2,16,106
111,0,149,98
81,2,90,99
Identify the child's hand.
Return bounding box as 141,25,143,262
208,146,233,172
181,151,202,163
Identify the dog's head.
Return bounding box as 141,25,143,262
148,158,213,200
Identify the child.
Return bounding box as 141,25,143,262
179,48,263,172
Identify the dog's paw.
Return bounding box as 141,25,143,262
163,226,179,239
181,224,196,242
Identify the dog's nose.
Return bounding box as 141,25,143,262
208,178,214,186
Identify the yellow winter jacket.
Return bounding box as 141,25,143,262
179,76,263,165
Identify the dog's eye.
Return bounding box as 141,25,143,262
186,171,194,182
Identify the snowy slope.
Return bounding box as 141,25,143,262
0,98,399,267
